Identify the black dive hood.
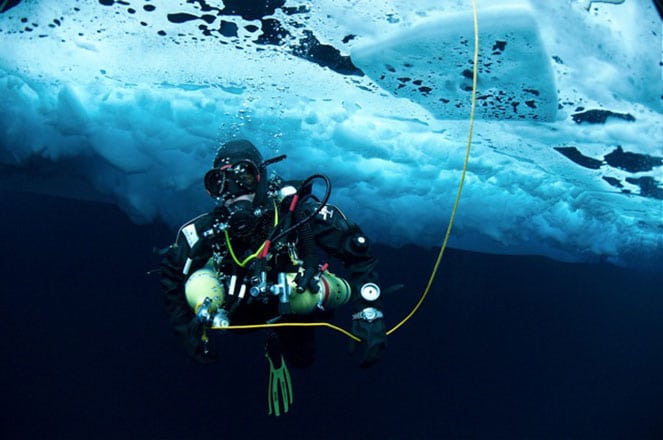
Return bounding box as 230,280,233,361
205,139,286,209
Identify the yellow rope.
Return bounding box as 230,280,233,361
387,1,479,335
211,321,361,341
211,0,479,341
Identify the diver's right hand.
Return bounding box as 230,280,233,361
349,315,387,368
184,317,217,364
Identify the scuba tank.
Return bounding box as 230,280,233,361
184,261,229,327
286,271,351,314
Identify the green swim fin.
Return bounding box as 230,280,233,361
266,352,293,416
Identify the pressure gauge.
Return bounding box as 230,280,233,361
360,283,381,302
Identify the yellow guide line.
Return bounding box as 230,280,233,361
211,0,479,341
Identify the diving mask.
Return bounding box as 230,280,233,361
204,159,260,199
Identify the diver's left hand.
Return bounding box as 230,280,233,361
350,318,387,368
184,317,217,364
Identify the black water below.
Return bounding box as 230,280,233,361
2,191,661,439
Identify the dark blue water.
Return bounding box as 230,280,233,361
2,190,662,439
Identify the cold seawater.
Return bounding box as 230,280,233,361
2,190,662,439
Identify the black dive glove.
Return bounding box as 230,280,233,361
350,309,387,368
183,317,217,364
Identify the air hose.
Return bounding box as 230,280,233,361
269,174,331,244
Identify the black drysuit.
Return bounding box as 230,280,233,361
159,191,382,367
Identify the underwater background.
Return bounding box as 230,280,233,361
2,189,662,439
2,0,662,438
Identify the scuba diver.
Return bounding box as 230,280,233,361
159,139,387,391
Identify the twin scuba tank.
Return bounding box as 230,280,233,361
184,260,351,324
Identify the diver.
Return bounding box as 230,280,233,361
159,140,387,396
